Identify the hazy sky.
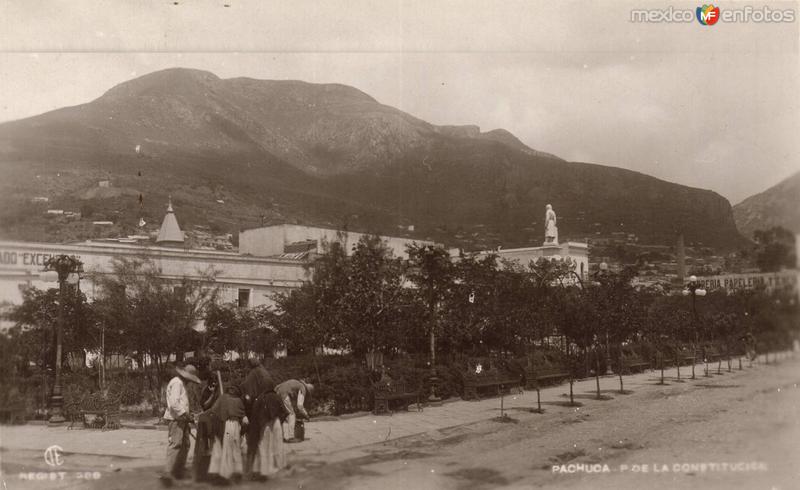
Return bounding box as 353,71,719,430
1,0,798,204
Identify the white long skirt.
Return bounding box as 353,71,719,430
251,417,286,477
208,419,243,479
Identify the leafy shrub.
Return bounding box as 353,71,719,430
107,375,144,406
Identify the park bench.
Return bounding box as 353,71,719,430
704,347,723,363
462,372,522,400
80,407,121,430
619,355,650,374
703,347,729,374
525,365,569,389
68,393,121,430
373,379,421,415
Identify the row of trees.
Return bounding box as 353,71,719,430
275,237,797,396
5,256,216,403
2,235,798,406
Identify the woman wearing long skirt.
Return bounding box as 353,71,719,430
251,416,286,477
208,385,247,482
246,384,289,479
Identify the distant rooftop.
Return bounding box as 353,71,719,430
156,197,184,244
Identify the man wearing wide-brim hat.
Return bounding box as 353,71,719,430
161,363,201,486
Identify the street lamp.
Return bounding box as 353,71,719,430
42,255,84,425
682,275,706,380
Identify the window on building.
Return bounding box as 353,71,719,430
238,288,251,308
580,262,585,279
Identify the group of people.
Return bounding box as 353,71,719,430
161,358,314,486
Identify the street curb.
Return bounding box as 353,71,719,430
121,423,164,430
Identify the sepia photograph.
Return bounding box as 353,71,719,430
0,1,798,489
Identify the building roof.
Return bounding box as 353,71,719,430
156,198,184,244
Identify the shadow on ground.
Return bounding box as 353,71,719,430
445,466,511,489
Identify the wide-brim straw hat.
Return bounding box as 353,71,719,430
176,364,201,384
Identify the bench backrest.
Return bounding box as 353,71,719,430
375,379,411,394
530,365,568,376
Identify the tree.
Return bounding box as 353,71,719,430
273,235,408,359
524,257,586,404
406,243,455,400
645,299,684,385
592,267,648,392
553,286,595,404
442,253,502,357
8,285,97,371
204,303,277,359
339,235,407,359
273,239,350,354
90,256,217,410
752,227,796,272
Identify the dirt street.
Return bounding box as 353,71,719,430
271,357,800,490
3,356,798,490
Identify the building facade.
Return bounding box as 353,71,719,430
0,222,440,329
472,242,590,281
239,224,435,260
0,240,310,328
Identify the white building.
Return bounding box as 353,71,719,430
0,213,439,329
239,224,435,260
472,242,590,282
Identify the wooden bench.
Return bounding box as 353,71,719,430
68,393,121,430
703,348,723,364
620,356,650,374
81,408,121,430
462,373,522,400
373,380,421,415
703,347,727,374
525,366,569,389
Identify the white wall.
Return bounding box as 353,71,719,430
239,224,435,259
0,241,309,315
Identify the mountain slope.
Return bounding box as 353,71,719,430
0,68,746,250
733,171,800,238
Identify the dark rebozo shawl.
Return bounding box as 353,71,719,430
242,366,276,405
246,391,290,452
209,393,246,440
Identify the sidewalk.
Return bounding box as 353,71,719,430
0,352,790,468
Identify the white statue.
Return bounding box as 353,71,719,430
544,204,558,245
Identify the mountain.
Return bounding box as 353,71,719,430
0,68,746,250
733,171,800,239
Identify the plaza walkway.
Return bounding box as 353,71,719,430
1,352,791,482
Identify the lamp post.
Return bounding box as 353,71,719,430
42,255,83,425
681,275,706,380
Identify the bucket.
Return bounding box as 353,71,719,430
294,420,305,441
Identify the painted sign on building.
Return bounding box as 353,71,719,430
696,271,797,293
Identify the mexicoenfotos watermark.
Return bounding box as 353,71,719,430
630,4,796,24
552,461,769,474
